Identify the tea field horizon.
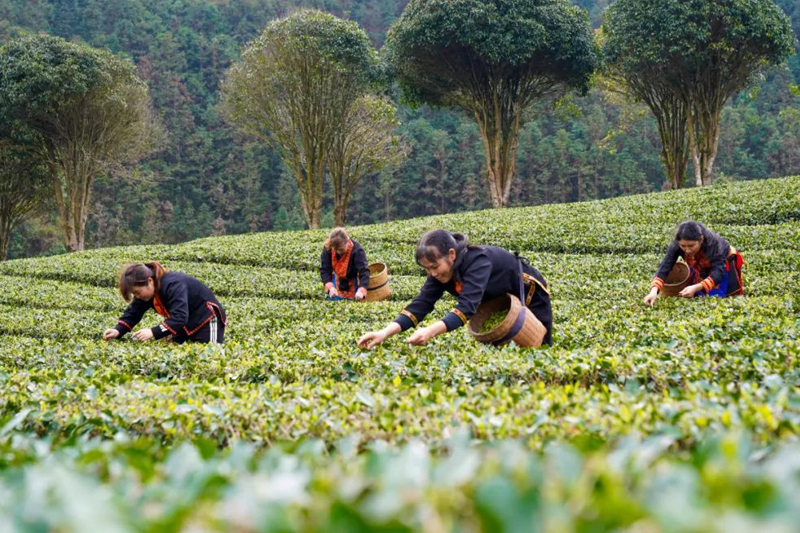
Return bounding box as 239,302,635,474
1,176,800,531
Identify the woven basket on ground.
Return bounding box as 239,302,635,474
468,293,546,347
365,262,391,302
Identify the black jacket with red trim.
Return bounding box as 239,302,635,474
319,239,370,292
113,271,226,340
394,245,550,333
653,228,732,293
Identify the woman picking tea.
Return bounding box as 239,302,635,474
643,221,743,306
358,230,552,349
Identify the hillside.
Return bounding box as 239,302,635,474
0,176,799,530
2,0,799,258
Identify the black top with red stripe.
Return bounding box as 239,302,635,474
394,246,550,333
113,271,227,340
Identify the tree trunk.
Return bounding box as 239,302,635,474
53,173,83,252
686,112,703,187
308,210,321,229
651,96,689,189
299,192,321,230
475,107,521,208
0,217,10,261
382,171,393,222
305,171,323,229
313,159,324,228
50,154,97,253
332,167,351,226
438,157,446,213
663,149,689,190
691,147,703,187
700,118,721,186
334,201,347,227
294,163,323,229
0,193,10,260
331,160,347,227
686,101,722,187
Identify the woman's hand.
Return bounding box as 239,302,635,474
355,287,367,301
406,327,434,346
132,328,155,342
406,322,447,346
358,329,388,349
358,322,401,350
325,283,338,298
103,328,120,341
679,283,703,298
643,288,659,306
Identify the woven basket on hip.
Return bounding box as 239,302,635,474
468,293,546,347
661,262,691,297
365,262,391,302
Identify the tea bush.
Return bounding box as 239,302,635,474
1,175,799,531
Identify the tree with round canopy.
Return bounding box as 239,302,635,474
0,34,158,252
222,9,383,229
385,0,598,207
603,0,794,187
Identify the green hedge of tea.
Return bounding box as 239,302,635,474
1,175,799,531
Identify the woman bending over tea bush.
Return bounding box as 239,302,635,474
103,262,226,344
358,230,552,348
644,221,743,306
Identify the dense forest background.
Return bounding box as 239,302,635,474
1,0,798,259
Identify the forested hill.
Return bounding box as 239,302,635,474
1,0,799,259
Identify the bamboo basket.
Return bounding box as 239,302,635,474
365,262,391,302
468,293,546,347
661,262,691,297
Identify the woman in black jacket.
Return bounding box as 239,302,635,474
644,221,744,306
358,230,552,349
102,262,227,344
319,227,370,301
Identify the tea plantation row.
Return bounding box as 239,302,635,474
0,175,798,531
